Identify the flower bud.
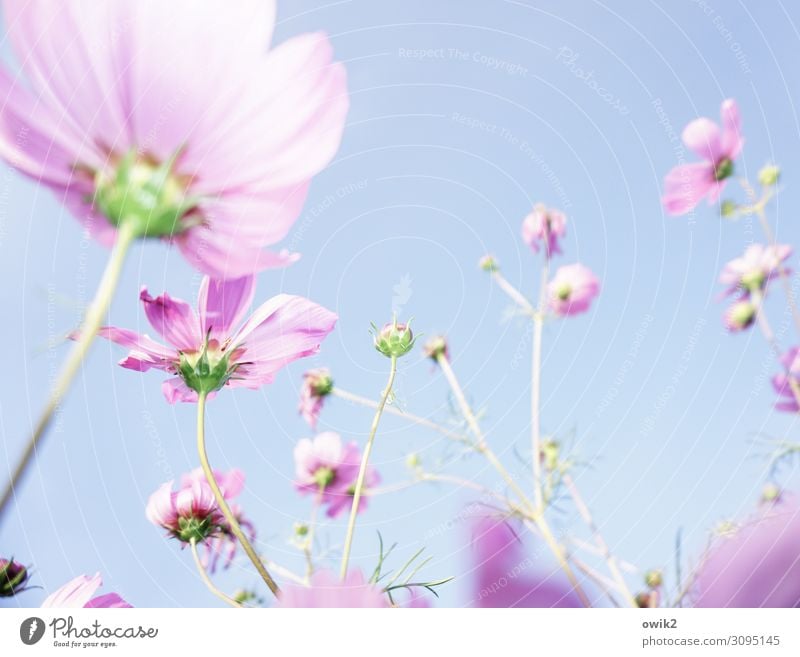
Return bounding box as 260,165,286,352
758,164,781,187
540,439,560,471
294,522,310,538
233,589,260,605
406,452,422,469
635,591,658,608
720,200,738,218
479,255,499,272
713,157,734,182
761,482,782,504
724,301,756,333
423,335,448,361
94,149,197,238
0,559,30,597
644,569,663,589
373,319,415,358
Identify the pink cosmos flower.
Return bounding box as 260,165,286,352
522,204,566,256
723,300,756,333
692,500,800,607
719,244,792,298
41,573,131,608
547,264,600,316
96,275,337,402
772,348,800,413
662,99,743,216
0,0,348,278
471,517,581,608
277,570,388,608
146,475,222,543
293,432,380,518
298,368,334,429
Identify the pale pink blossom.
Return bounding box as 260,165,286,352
293,432,380,518
522,204,566,256
146,476,221,542
547,264,600,316
96,275,337,402
42,574,131,608
772,347,800,413
719,244,791,298
277,570,388,608
298,368,333,429
662,99,743,216
0,0,348,278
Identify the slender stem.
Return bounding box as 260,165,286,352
196,391,280,598
303,488,323,580
563,473,637,607
491,271,537,317
571,556,622,607
331,387,471,444
0,221,137,521
752,289,800,409
530,259,549,512
190,538,242,608
339,356,397,579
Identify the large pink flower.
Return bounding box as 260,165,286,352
547,264,600,316
96,275,337,402
293,432,380,518
41,574,131,608
0,0,348,278
662,99,743,216
522,203,566,257
719,244,791,298
277,570,388,608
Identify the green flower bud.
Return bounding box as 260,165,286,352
541,439,560,471
0,559,30,597
406,452,422,469
635,591,657,608
761,483,782,504
423,335,448,361
294,522,310,538
644,569,663,589
178,340,234,394
93,149,198,238
720,200,738,218
758,164,781,187
479,255,499,272
373,319,415,358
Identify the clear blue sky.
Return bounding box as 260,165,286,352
2,0,800,607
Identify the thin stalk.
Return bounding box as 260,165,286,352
303,488,323,580
196,391,280,598
0,221,137,521
190,538,242,608
491,271,537,317
339,356,397,579
530,259,549,512
563,473,637,607
331,387,471,444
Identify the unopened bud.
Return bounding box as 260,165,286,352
644,569,663,589
541,440,560,471
373,319,415,358
406,453,421,469
720,199,738,218
423,335,448,361
761,483,782,504
479,255,499,272
758,164,781,187
0,559,29,597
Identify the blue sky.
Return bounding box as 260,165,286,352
2,0,800,607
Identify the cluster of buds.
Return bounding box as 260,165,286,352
0,558,30,598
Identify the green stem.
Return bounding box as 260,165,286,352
196,391,280,598
339,356,397,579
0,220,137,521
190,538,242,608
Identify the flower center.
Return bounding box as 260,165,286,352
714,157,734,181
740,269,766,292
557,283,572,301
313,466,335,488
177,514,216,543
93,148,198,238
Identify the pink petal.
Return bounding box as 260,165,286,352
217,469,246,499
682,117,722,162
662,163,715,215
41,573,102,608
140,287,200,351
230,294,338,379
720,98,743,159
97,326,174,372
198,276,256,339
161,377,200,404
145,481,177,528
85,593,132,609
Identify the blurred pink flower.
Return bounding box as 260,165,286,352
547,264,600,316
42,574,131,608
522,204,566,257
692,500,800,607
298,368,333,429
470,517,581,608
662,99,743,216
772,347,800,413
146,476,222,543
723,300,756,333
719,244,791,298
96,275,337,402
277,570,388,608
0,0,348,278
293,432,380,518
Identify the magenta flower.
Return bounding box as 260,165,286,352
146,476,222,544
547,264,600,316
522,204,566,256
298,368,334,429
471,517,581,608
692,501,800,607
719,244,791,298
96,275,337,402
293,432,380,518
662,99,743,216
723,300,757,333
772,348,800,413
277,570,388,608
0,1,348,278
41,574,131,608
